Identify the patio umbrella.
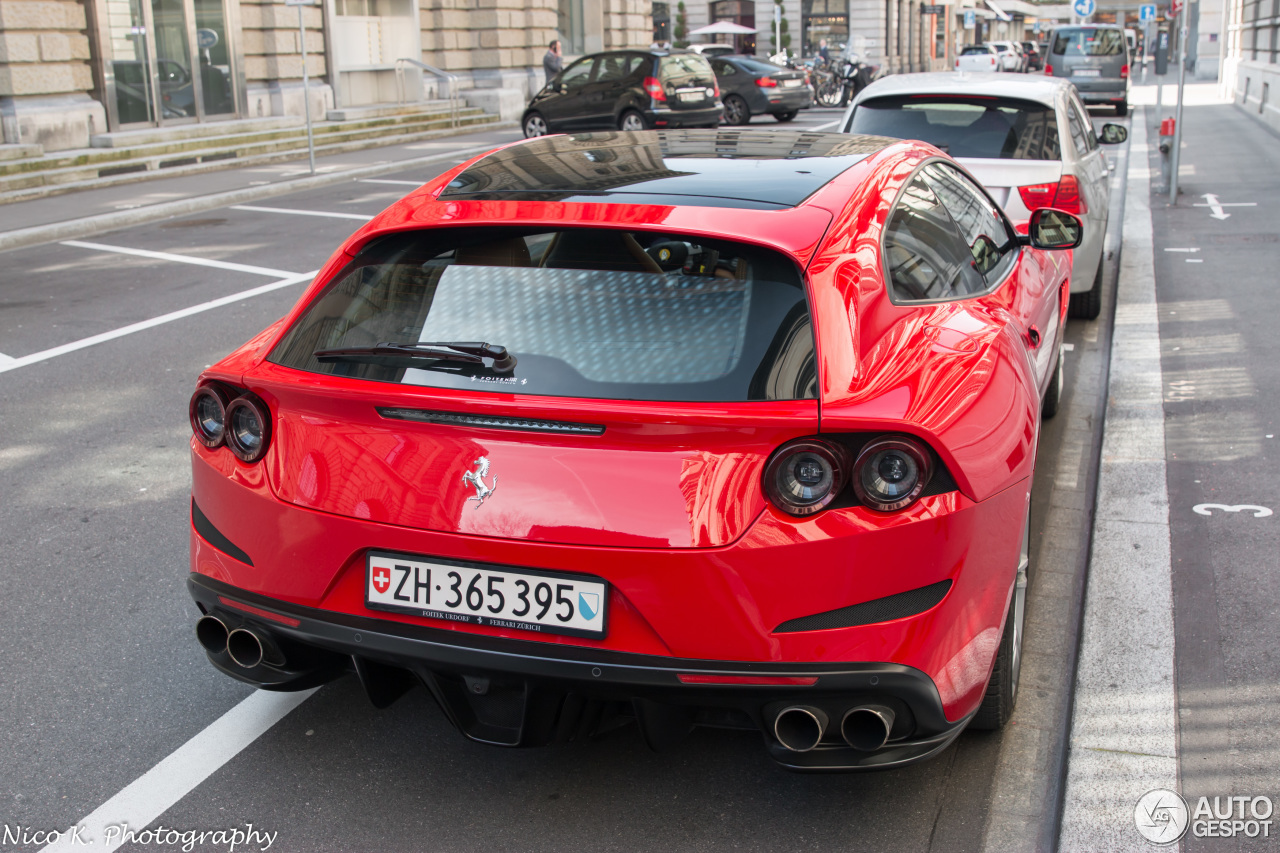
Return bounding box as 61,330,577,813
688,21,758,35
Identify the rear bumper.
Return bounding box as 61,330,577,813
648,105,723,127
189,572,971,770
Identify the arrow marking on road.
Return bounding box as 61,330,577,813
1193,503,1273,518
1194,193,1257,220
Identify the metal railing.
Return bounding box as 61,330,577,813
395,58,460,128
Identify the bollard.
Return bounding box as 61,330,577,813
1158,117,1176,190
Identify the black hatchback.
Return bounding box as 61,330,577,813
709,55,811,125
522,50,723,138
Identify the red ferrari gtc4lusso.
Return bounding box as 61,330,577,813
187,130,1080,771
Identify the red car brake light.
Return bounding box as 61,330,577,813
762,439,850,517
757,76,778,87
1120,63,1130,78
643,76,666,101
1045,63,1053,75
1017,175,1088,216
714,79,721,98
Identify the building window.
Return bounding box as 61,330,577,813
802,0,849,56
653,1,671,44
558,0,585,55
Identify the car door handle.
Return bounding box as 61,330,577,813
1026,326,1041,348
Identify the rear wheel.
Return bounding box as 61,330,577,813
970,501,1030,731
773,109,798,122
722,95,750,126
618,109,648,131
1068,254,1104,320
522,112,548,138
1115,100,1129,117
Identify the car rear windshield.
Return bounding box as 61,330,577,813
269,227,816,402
961,45,990,55
659,54,714,82
1051,28,1125,56
731,57,787,75
847,96,1061,160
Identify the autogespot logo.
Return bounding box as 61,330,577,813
1135,789,1190,844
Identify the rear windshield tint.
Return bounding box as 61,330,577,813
731,58,787,75
269,228,816,402
1052,28,1125,56
961,46,990,55
659,54,714,81
848,96,1061,160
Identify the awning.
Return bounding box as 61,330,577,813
985,0,1013,21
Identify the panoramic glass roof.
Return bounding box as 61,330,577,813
439,130,895,209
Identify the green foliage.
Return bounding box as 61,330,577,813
775,0,792,50
675,1,688,47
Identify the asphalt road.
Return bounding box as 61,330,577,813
0,106,1128,853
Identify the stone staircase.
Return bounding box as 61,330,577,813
0,100,507,204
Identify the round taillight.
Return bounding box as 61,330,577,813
853,437,933,512
763,439,850,517
224,396,272,463
189,385,229,448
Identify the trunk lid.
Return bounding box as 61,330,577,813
957,158,1064,216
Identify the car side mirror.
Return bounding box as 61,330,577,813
1025,209,1083,250
1099,123,1128,144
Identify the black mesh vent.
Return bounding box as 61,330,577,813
773,580,952,633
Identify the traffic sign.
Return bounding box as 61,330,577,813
1139,3,1157,20
964,9,976,28
196,27,218,49
1073,0,1096,17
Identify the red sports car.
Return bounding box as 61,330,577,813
187,130,1080,771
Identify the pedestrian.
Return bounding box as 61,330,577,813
544,39,563,85
818,38,830,65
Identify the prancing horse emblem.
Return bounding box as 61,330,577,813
462,456,497,507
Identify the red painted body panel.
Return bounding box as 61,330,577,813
190,135,1072,727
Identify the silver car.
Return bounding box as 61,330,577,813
840,72,1126,319
1044,25,1130,115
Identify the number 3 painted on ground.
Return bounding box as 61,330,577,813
1193,503,1273,518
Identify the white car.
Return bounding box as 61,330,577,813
840,72,1128,318
956,44,1002,73
989,41,1025,72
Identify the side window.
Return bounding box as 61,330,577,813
883,175,987,302
625,54,646,76
711,59,736,77
1070,98,1099,150
595,55,627,83
560,58,596,90
1064,102,1090,154
923,162,1018,284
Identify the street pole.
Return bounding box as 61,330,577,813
1169,4,1187,204
296,1,316,175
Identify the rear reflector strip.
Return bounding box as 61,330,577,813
773,579,953,633
217,596,302,628
377,407,605,435
677,674,820,686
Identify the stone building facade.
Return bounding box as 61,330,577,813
0,0,650,151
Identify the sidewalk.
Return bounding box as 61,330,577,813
0,124,521,253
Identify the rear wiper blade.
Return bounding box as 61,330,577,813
314,341,516,373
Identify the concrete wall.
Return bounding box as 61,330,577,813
240,0,333,119
1226,58,1280,134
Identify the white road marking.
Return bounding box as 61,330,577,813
0,270,316,375
1163,247,1199,252
806,119,842,132
0,352,15,366
1059,114,1179,853
1194,192,1256,220
357,179,423,186
1193,503,1272,517
41,689,317,853
61,241,299,278
1063,342,1075,351
230,204,374,221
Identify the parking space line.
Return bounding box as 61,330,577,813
0,353,14,366
0,270,316,375
230,205,374,221
41,689,317,853
61,241,300,278
357,179,423,187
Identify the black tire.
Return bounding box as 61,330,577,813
722,95,750,126
522,112,548,138
618,109,648,131
773,109,798,122
1042,342,1063,419
1115,100,1128,117
1068,254,1104,320
970,506,1030,731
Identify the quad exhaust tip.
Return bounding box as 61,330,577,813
773,706,829,752
226,627,266,669
841,705,896,752
195,615,229,655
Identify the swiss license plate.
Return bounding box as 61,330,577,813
782,78,803,87
1074,68,1101,77
366,551,608,639
677,89,705,102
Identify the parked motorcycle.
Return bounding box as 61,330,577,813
835,53,881,107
